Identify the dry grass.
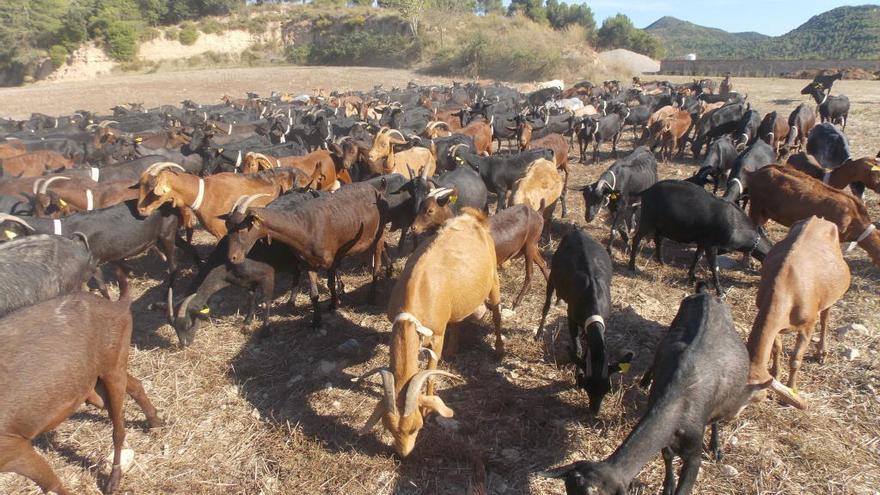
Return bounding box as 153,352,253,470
1,76,880,494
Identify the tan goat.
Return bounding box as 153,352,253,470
512,158,562,238
356,208,503,457
746,216,851,409
367,127,436,177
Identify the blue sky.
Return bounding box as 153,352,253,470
581,0,878,36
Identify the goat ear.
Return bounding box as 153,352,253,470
418,395,453,418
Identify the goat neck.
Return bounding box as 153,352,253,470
603,393,682,483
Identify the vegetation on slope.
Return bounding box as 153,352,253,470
647,5,880,60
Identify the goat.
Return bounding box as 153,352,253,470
355,208,502,457
0,150,73,177
535,229,632,413
511,158,562,238
367,128,436,177
629,180,772,295
658,110,692,164
687,134,736,194
136,162,287,238
0,233,95,317
782,103,816,154
451,145,552,211
0,271,162,494
582,147,657,253
745,216,851,410
748,166,880,268
525,133,570,217
241,150,344,191
540,284,750,495
786,152,880,194
226,183,387,327
757,111,789,157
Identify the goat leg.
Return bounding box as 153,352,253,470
308,270,322,328
709,423,722,462
534,280,554,340
488,280,504,359
788,324,813,392
706,248,724,296
674,449,703,495
661,447,676,495
243,290,257,326
125,373,163,429
0,438,71,495
687,248,703,282
102,370,128,494
816,308,830,364
628,230,645,272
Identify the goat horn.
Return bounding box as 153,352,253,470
39,176,70,195
177,293,198,320
97,120,118,128
166,287,174,322
352,367,398,416
387,130,406,141
32,178,45,195
769,378,808,410
0,214,34,231
230,194,249,214
237,193,271,215
403,370,462,417
145,162,185,176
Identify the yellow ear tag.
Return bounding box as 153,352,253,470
134,136,143,143
199,307,210,315
871,165,880,172
792,387,799,396
609,191,620,200
618,362,631,373
59,199,67,207
4,230,17,239
218,148,224,153
449,195,458,205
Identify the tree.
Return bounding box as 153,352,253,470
507,0,546,24
476,0,502,15
597,13,663,58
386,0,429,37
545,0,595,39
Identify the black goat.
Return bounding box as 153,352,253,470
0,234,95,317
540,284,750,495
451,146,552,211
687,134,737,193
582,147,657,253
721,139,776,206
629,180,772,295
535,229,632,414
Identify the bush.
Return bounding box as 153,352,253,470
199,19,225,34
48,45,69,68
164,28,179,40
140,26,161,42
179,23,200,45
105,21,140,61
284,44,311,65
308,31,419,67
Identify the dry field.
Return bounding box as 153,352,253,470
1,71,879,495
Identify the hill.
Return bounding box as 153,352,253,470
646,5,880,59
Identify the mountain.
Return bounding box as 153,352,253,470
646,5,880,60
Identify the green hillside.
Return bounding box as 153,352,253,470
646,5,880,59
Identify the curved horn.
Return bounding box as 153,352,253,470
229,194,250,215
769,378,807,409
97,120,118,128
0,214,34,231
144,162,185,176
403,369,462,416
237,193,272,215
352,367,398,416
177,293,198,320
447,143,470,156
387,130,407,142
32,178,45,195
39,176,71,195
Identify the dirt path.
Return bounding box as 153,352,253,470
0,66,453,119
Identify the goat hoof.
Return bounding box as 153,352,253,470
148,416,165,429
105,467,121,494
817,351,827,364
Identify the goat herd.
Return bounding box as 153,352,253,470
0,71,876,494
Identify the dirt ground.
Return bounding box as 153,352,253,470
1,71,879,495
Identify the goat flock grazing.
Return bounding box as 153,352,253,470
0,72,878,494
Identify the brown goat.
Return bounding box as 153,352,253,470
368,128,436,178
746,216,850,410
0,150,73,177
748,166,880,267
356,209,502,457
136,162,287,238
642,105,677,143
525,133,570,217
0,273,161,494
786,152,880,193
424,120,493,155
33,176,136,217
658,110,692,164
411,202,549,308
241,150,345,191
511,158,562,238
0,141,26,159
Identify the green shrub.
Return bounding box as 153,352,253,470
308,31,419,67
105,21,140,61
48,45,69,68
199,19,225,35
164,28,179,40
179,23,200,45
284,44,311,65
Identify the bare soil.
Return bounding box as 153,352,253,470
1,71,879,495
